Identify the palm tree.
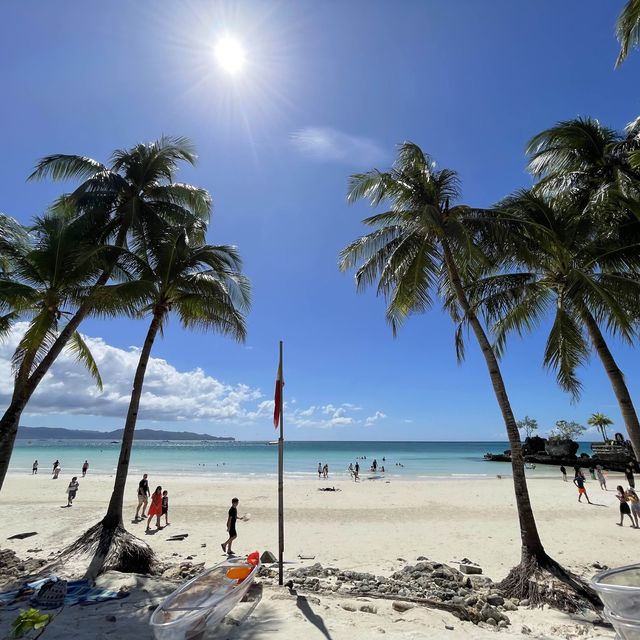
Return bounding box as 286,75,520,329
473,189,640,460
616,0,640,66
61,224,250,574
0,137,211,492
339,143,598,607
0,214,103,395
588,413,614,443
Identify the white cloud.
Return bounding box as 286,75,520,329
290,127,386,166
365,411,387,426
0,323,262,423
0,324,395,432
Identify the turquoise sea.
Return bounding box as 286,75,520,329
10,440,595,479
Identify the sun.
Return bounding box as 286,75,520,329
214,36,246,75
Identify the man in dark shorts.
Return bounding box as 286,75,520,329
221,498,239,555
573,472,591,504
135,473,150,520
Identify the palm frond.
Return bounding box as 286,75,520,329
28,155,107,182
616,0,640,66
67,331,103,390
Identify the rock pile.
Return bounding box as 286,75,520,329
265,559,517,627
0,548,47,584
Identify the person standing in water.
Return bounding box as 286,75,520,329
81,460,89,477
317,462,322,479
221,497,239,555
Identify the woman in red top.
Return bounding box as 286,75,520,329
146,486,163,531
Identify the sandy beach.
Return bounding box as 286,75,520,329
0,470,632,638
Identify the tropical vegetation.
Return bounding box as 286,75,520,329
588,413,614,442
616,0,640,66
339,143,599,607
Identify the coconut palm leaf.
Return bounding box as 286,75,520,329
616,0,640,66
68,331,103,390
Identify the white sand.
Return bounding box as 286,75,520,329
0,470,630,639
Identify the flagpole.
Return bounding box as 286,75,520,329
277,340,284,586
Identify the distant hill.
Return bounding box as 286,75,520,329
17,426,234,441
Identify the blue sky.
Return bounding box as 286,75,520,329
1,1,639,441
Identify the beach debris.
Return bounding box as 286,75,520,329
10,608,51,637
297,554,316,560
26,549,42,553
318,487,341,492
392,601,414,612
359,604,377,614
7,532,38,540
167,533,188,541
445,624,454,631
459,564,482,575
261,550,277,563
341,603,357,612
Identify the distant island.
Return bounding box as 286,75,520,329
16,426,235,442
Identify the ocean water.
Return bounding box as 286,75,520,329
10,440,595,479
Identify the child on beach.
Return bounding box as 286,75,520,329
573,472,591,504
66,477,79,506
146,486,163,531
616,485,636,528
162,490,170,526
221,497,239,555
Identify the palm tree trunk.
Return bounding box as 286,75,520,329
0,228,128,492
440,243,544,557
103,308,164,529
580,308,640,461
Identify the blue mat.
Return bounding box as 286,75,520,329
0,577,129,609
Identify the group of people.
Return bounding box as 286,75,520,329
134,473,243,555
317,462,329,479
32,458,90,479
31,459,90,506
564,462,640,528
134,473,170,531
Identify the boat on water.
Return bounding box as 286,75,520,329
267,440,278,445
149,552,260,640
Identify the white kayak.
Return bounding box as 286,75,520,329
150,552,260,640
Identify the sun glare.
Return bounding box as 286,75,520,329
214,36,246,75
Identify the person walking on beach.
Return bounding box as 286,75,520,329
354,461,360,481
318,463,322,479
81,460,89,477
625,464,635,489
323,463,329,479
221,498,239,555
52,460,59,474
560,465,567,481
146,486,163,531
616,485,636,527
596,466,607,491
627,488,640,528
52,465,61,479
135,473,150,520
66,476,79,506
573,472,591,504
32,460,38,475
162,490,170,526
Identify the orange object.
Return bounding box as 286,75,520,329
247,551,259,567
226,566,252,581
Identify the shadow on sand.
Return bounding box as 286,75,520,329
287,585,333,640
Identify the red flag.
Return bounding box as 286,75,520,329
273,359,284,429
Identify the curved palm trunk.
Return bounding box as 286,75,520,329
441,243,544,557
581,309,640,461
103,308,164,529
0,228,128,492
